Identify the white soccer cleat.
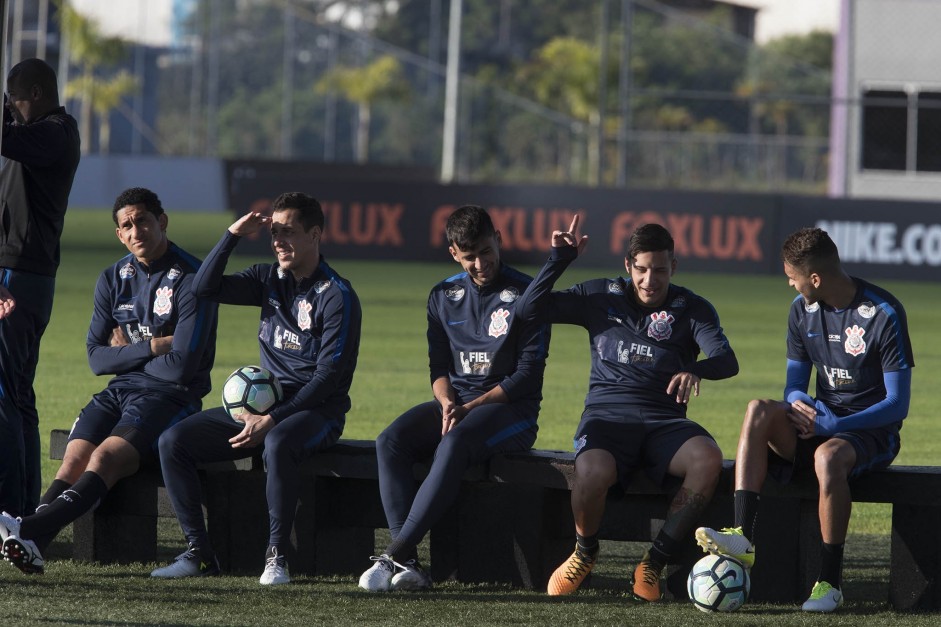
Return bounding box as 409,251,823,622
0,512,21,544
259,546,290,585
390,558,432,591
151,544,220,578
802,581,843,612
3,535,45,575
695,526,755,569
359,554,400,592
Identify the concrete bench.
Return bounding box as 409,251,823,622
49,430,941,609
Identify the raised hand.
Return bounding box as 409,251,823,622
551,214,589,256
228,211,272,237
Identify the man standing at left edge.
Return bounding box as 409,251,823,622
0,58,81,517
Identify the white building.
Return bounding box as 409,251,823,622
831,0,941,200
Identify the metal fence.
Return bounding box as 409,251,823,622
5,0,834,194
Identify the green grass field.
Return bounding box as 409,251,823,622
2,210,939,625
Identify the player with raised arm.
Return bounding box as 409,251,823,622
0,187,217,574
696,227,914,613
358,205,549,592
151,192,361,585
521,217,738,602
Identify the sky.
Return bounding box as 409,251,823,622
734,0,840,42
71,0,841,46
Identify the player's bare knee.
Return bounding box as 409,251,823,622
813,442,850,486
743,399,782,434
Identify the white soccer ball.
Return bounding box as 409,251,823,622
222,365,284,423
687,554,750,613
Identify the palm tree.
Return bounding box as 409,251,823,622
56,1,139,154
315,55,409,163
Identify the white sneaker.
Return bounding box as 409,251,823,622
802,581,843,612
151,544,220,578
259,546,290,585
391,558,432,591
359,554,400,592
2,535,44,575
0,512,21,544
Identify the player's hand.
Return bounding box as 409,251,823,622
230,413,274,448
787,399,816,438
667,371,700,404
0,285,16,320
442,404,468,436
110,326,129,346
149,335,173,356
551,214,588,255
228,211,271,237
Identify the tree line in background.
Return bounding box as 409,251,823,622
60,0,833,192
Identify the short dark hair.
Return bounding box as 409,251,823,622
7,58,59,103
272,192,324,232
112,187,164,223
628,223,674,263
446,205,496,250
781,227,841,274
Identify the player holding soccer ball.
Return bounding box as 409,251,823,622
521,218,739,602
0,188,218,575
151,192,361,585
696,227,914,613
358,205,549,592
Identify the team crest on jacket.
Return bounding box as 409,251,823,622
647,311,674,341
167,265,182,281
446,285,465,301
153,286,173,316
297,300,313,330
500,287,519,303
607,282,623,294
844,324,867,356
119,263,136,279
489,308,510,338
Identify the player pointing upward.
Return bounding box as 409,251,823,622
518,216,739,601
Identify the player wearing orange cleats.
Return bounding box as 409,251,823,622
547,546,595,596
522,219,739,601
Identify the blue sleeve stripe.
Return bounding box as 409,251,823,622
171,244,203,270
501,265,534,284
188,299,213,352
444,271,469,283
864,288,912,370
303,419,342,450
321,263,354,363
485,417,538,448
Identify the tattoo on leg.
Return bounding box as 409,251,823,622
662,487,709,538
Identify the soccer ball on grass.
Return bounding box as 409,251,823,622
687,553,750,613
222,365,283,423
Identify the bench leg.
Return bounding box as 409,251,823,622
743,494,816,603
890,504,941,610
431,483,573,589
308,477,383,576
72,472,159,565
205,469,269,574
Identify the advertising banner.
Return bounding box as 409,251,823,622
781,196,941,281
225,160,780,274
